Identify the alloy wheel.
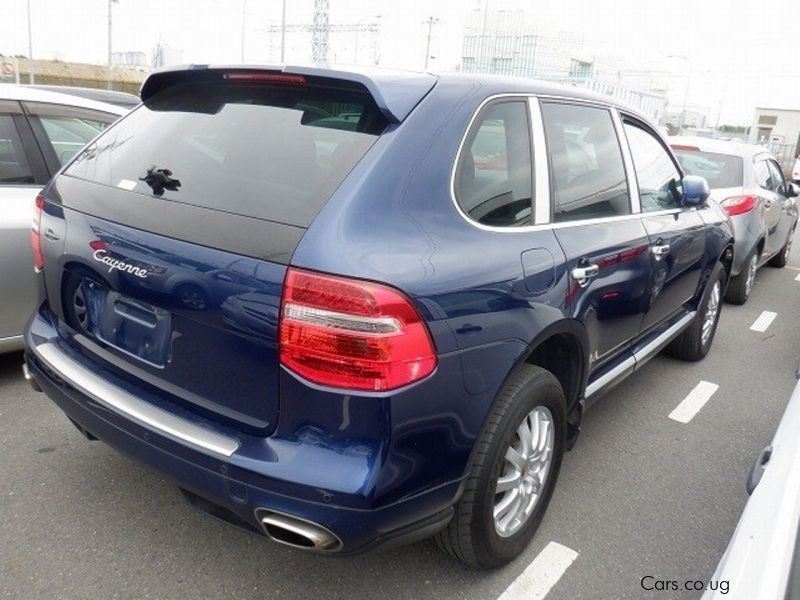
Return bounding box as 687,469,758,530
745,254,757,296
701,281,721,347
493,406,554,538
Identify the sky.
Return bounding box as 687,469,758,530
2,0,799,125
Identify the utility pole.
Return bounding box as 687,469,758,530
280,0,287,62
26,0,34,83
423,16,440,71
107,0,118,90
668,55,692,133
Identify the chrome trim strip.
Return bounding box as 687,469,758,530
528,97,551,225
585,356,635,398
585,311,696,399
34,343,240,457
632,312,696,364
612,108,641,214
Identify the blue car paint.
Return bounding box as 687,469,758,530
25,67,733,554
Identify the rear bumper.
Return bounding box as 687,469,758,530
24,309,458,554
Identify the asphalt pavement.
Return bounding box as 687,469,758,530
2,234,799,600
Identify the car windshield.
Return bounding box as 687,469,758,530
64,80,388,227
673,149,743,188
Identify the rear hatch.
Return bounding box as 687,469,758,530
42,70,392,435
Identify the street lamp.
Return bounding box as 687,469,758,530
26,0,34,83
107,0,119,90
668,55,693,133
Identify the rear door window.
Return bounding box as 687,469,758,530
455,100,533,227
541,102,630,222
0,102,34,185
767,160,786,195
64,80,388,227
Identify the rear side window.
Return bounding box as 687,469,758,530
623,122,683,212
455,101,533,227
0,112,34,184
767,160,786,194
754,160,772,190
65,80,388,227
541,102,630,222
28,103,116,167
673,150,743,188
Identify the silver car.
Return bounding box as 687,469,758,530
0,85,125,353
671,136,799,304
702,371,800,599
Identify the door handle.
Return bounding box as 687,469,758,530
571,264,599,287
651,243,670,260
44,228,60,241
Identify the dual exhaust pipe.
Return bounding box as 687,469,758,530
259,511,341,552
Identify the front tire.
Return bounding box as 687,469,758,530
434,364,566,569
665,262,725,361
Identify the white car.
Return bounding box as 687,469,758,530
0,85,126,353
702,373,800,599
793,156,800,185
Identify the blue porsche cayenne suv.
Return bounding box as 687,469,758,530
24,65,733,568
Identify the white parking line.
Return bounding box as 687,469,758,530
498,541,578,600
794,273,800,281
669,381,719,424
750,311,777,333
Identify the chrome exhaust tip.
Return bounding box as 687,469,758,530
259,511,341,552
22,363,42,392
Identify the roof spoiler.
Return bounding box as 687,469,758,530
139,64,437,124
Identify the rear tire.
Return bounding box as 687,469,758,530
725,250,757,305
665,262,725,361
433,364,566,569
768,229,794,268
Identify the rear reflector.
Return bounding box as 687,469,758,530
720,195,758,216
31,194,45,271
279,268,437,391
222,72,306,85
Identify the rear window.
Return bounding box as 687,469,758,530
64,80,388,226
672,150,743,188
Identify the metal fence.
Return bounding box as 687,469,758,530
765,142,798,177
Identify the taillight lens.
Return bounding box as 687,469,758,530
31,194,45,270
279,268,437,391
720,195,757,216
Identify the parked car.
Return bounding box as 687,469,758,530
28,85,140,109
793,155,800,185
701,372,800,599
671,136,798,304
22,66,732,569
0,85,125,353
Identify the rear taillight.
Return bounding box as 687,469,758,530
279,268,437,392
720,195,757,216
31,194,45,271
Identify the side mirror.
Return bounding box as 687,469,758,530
787,183,799,198
682,175,710,207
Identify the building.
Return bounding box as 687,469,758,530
459,8,667,122
661,105,710,131
111,51,148,69
153,45,183,68
748,107,800,173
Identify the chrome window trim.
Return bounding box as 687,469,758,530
612,108,641,213
450,93,539,233
528,97,551,225
33,342,241,457
450,93,653,234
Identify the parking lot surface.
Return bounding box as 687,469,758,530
2,233,799,600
